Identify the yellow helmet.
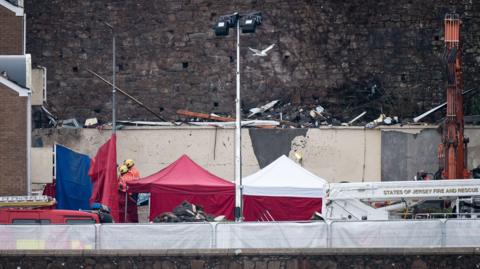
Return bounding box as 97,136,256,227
124,159,134,168
119,165,128,174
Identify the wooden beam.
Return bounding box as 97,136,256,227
176,109,235,122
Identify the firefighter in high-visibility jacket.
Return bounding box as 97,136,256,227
123,159,141,201
118,165,135,192
118,164,138,223
124,159,141,179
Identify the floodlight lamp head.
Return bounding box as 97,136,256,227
214,19,229,36
213,13,240,36
240,12,262,33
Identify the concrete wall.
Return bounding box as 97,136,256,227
466,127,480,169
32,126,381,183
31,67,45,105
382,127,441,181
31,147,51,184
381,126,480,181
31,125,480,184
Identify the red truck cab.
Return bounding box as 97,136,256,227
0,208,100,224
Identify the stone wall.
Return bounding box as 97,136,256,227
0,249,479,269
24,0,480,123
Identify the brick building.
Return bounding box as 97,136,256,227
0,77,29,195
0,0,24,55
0,0,30,195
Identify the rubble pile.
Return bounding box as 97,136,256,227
186,100,402,128
152,201,226,223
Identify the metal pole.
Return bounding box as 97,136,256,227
104,22,116,134
124,190,128,223
112,29,116,134
27,89,32,195
234,19,242,222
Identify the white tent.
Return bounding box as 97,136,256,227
243,155,328,198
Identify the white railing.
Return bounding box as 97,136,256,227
1,219,479,250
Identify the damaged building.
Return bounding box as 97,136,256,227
1,0,480,190
23,0,480,125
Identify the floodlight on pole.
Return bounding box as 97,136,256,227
104,21,124,221
213,12,262,222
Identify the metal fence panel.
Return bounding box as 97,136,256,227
0,225,95,250
215,222,328,248
99,223,213,249
445,219,480,247
331,220,443,248
4,219,480,250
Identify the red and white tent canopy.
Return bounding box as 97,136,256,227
128,155,234,220
242,155,328,221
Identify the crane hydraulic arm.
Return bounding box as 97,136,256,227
438,13,470,179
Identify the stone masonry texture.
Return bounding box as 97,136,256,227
1,251,480,269
0,84,27,195
24,0,480,123
0,5,23,55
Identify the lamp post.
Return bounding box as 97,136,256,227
214,12,262,222
104,22,125,222
104,22,116,134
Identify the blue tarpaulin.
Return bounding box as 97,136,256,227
55,144,92,210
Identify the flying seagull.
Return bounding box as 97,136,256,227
249,44,275,56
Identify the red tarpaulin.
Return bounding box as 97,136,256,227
127,155,234,221
243,195,322,221
89,135,119,222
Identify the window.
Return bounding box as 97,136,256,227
12,219,37,225
66,219,95,224
12,219,50,225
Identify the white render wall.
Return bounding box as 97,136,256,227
32,126,382,184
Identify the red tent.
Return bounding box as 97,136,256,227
127,155,234,221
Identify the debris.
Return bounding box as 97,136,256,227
316,106,325,114
383,116,393,125
174,98,402,129
84,117,98,128
177,109,234,122
189,120,279,128
41,105,57,126
58,118,81,129
365,114,385,128
365,114,398,128
116,120,176,126
413,88,476,123
87,68,169,122
348,111,367,125
248,100,279,118
152,200,223,223
413,102,446,123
